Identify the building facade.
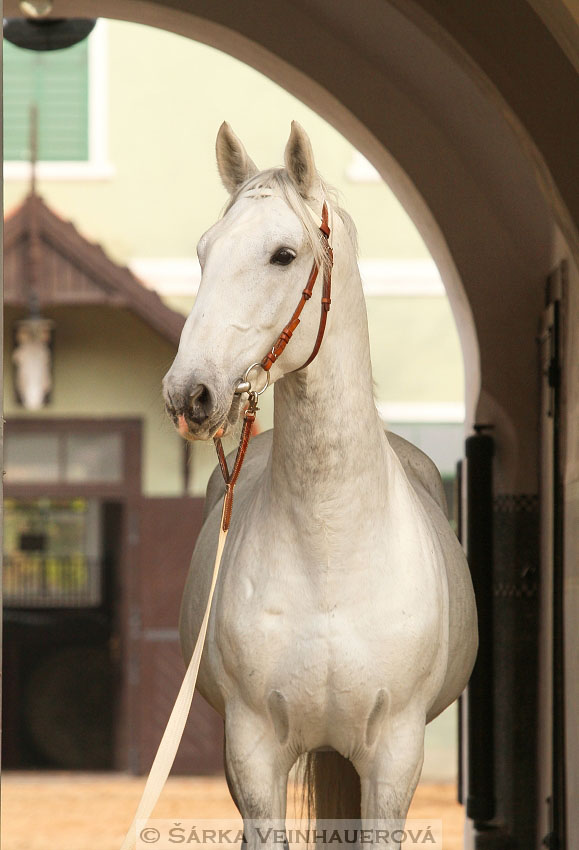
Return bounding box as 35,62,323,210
3,19,464,777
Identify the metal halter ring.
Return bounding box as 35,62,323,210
234,362,270,397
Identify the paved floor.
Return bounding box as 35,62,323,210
1,773,465,850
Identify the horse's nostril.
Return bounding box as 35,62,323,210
190,384,207,404
188,384,213,423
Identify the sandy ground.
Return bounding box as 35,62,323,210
1,773,464,850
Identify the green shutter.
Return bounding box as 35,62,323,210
4,39,89,162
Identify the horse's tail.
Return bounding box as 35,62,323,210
299,750,361,822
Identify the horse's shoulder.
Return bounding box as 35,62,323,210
203,427,447,518
202,430,273,521
385,429,448,516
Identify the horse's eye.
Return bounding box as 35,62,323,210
270,248,296,266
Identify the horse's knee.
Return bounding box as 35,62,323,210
356,714,426,821
224,709,292,820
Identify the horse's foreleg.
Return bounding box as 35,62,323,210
224,706,291,850
354,711,426,849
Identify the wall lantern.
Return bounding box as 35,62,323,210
4,9,96,51
19,0,54,17
13,311,55,411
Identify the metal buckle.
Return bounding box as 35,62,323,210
234,362,270,396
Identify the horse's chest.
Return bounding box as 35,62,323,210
210,524,444,714
215,579,372,723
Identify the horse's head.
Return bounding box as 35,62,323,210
163,121,333,441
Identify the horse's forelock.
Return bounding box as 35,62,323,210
223,168,358,273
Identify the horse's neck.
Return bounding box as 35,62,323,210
270,254,392,518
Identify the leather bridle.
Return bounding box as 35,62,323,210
261,200,333,375
214,200,333,530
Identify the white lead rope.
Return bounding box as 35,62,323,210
119,499,229,850
120,200,332,848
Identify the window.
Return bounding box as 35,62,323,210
3,20,112,179
4,430,124,485
66,433,123,483
3,498,102,607
3,433,60,484
4,39,89,161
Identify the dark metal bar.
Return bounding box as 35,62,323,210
465,428,495,824
550,294,567,850
455,459,464,807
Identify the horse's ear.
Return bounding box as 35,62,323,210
284,121,320,199
216,122,259,194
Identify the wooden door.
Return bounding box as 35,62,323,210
135,497,224,775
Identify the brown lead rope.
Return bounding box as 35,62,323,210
214,393,258,531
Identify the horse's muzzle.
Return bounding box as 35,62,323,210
163,377,218,436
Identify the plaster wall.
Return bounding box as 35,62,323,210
3,16,466,478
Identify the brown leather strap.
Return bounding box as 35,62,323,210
295,241,333,371
215,438,229,484
260,201,332,374
214,398,257,531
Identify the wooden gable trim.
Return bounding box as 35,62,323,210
4,194,185,346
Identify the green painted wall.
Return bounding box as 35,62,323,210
185,294,464,494
3,19,465,497
3,295,462,496
4,20,429,263
367,297,464,402
2,18,464,776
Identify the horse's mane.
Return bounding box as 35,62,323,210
224,168,358,275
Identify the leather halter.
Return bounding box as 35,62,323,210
214,201,333,530
260,201,333,374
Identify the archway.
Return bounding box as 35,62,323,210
3,3,578,848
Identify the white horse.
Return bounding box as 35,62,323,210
163,122,477,845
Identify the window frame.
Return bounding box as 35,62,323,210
3,19,114,181
3,418,141,500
